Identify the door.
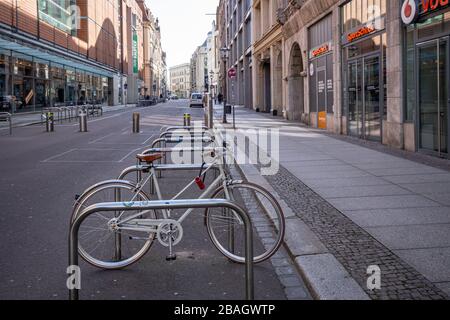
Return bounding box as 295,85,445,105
348,60,362,137
317,68,327,129
418,38,449,156
364,56,381,140
347,56,382,140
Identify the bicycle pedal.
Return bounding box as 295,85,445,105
166,254,177,261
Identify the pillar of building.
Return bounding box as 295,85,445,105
384,0,404,149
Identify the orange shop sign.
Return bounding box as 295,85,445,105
347,26,376,43
310,43,331,59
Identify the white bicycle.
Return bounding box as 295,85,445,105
71,146,285,270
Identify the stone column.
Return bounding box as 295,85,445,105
332,6,342,135
384,0,404,149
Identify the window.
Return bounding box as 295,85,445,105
38,0,77,34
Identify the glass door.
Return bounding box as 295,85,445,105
418,38,449,156
364,56,381,141
347,56,382,140
348,60,362,137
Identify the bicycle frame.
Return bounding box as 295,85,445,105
116,149,236,232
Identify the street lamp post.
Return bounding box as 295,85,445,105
220,47,230,124
209,70,214,99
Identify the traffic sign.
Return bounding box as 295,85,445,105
228,68,237,79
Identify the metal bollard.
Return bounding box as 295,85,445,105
133,113,140,133
183,113,191,127
46,112,54,132
79,111,88,132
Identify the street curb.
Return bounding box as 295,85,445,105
235,162,370,300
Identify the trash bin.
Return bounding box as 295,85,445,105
225,105,232,115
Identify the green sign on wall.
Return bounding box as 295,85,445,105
132,32,138,74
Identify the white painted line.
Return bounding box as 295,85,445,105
41,148,77,163
43,160,119,163
88,133,114,144
142,134,156,145
119,147,143,163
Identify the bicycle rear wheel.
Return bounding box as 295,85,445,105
205,182,285,264
71,181,156,270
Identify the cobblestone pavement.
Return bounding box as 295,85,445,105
262,164,448,300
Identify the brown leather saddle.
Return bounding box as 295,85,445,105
136,153,163,164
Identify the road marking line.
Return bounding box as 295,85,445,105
142,134,156,145
41,148,77,163
88,133,114,144
119,147,143,163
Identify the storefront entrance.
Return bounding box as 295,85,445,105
417,38,449,156
348,55,382,141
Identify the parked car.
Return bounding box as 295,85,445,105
189,93,204,108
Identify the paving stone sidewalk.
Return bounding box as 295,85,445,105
215,105,450,300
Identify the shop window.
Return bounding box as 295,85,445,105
35,59,50,79
0,50,10,74
13,54,34,77
347,36,382,59
342,0,386,34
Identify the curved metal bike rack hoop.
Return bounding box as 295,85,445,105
160,126,209,134
68,199,254,301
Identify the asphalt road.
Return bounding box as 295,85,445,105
0,100,287,300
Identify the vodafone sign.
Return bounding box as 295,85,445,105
401,0,450,25
401,0,419,25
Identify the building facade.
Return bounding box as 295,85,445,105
252,0,283,115
139,1,167,100
0,0,146,113
190,41,208,93
216,0,449,159
221,0,253,108
169,63,191,98
207,21,220,99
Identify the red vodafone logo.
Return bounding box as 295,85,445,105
401,0,418,25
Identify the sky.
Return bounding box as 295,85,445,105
145,0,219,69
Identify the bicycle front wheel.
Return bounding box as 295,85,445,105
71,181,156,270
206,182,285,264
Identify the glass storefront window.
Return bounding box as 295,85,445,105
13,77,34,112
35,59,49,79
0,50,10,74
342,0,386,34
347,35,382,59
51,63,65,80
0,74,12,112
13,54,33,77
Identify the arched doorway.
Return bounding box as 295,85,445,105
288,42,304,121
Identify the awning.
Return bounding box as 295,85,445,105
0,37,115,78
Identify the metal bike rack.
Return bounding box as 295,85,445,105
68,199,254,301
0,112,12,135
149,136,216,178
159,130,214,140
160,126,209,133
